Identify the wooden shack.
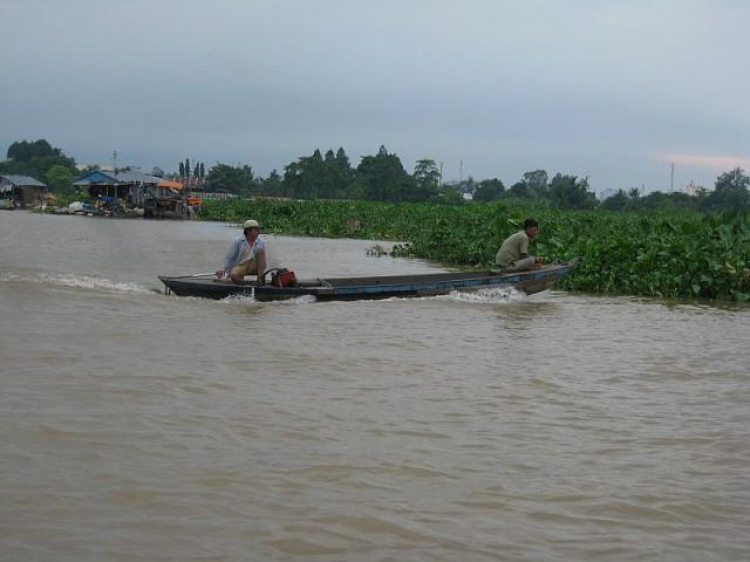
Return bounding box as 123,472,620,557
0,175,47,208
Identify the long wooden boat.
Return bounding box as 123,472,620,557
158,259,577,302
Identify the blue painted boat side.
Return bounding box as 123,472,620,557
159,261,576,301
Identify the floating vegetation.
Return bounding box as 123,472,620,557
366,244,389,257
199,199,750,301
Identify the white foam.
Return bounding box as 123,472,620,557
0,272,154,296
372,286,526,304
220,293,316,306
437,286,527,303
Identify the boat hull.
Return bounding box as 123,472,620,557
158,261,577,302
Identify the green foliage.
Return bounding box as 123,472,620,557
199,198,750,301
701,168,750,212
600,189,630,211
508,181,532,199
45,164,75,195
473,178,505,201
523,170,549,199
439,185,466,206
205,163,254,196
548,174,597,209
1,138,76,182
356,145,411,202
412,159,440,201
8,139,58,161
281,147,353,199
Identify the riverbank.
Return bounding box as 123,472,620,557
199,198,750,301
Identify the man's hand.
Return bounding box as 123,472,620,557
215,268,225,279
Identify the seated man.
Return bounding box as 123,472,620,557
215,219,267,285
495,218,542,272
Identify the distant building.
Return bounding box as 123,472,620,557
0,174,47,208
598,188,618,201
685,180,704,196
74,169,188,218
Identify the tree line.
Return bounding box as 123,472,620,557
202,145,599,209
2,138,749,212
599,170,750,213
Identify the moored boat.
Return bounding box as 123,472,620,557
158,259,578,302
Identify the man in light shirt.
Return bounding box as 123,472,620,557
215,219,267,285
495,218,541,272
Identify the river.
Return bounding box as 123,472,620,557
1,211,749,561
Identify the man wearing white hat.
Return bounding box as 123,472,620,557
215,219,267,285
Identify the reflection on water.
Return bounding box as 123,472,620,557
1,212,750,561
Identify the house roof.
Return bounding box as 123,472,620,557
0,174,47,188
74,169,164,186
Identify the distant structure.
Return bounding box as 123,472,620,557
670,163,675,192
0,174,47,208
685,180,704,196
598,188,618,201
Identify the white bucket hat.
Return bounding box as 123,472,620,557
243,219,259,229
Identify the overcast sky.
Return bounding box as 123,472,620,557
2,0,749,194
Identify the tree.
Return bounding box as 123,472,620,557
702,168,750,211
205,163,253,196
549,174,596,209
523,169,549,199
439,184,465,205
1,139,75,181
331,148,354,198
600,189,630,211
261,169,283,196
356,145,410,201
282,149,333,199
473,178,505,201
411,159,440,201
8,139,54,161
335,147,350,168
508,181,532,199
45,164,75,195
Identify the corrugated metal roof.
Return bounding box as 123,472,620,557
74,169,163,186
0,174,47,187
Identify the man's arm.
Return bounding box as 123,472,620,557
519,234,530,259
217,238,240,278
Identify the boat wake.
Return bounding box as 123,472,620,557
438,286,527,303
375,286,527,304
0,272,154,296
219,293,316,306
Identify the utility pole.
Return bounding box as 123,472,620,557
113,151,118,199
670,163,674,192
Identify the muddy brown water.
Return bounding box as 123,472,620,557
1,211,749,561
